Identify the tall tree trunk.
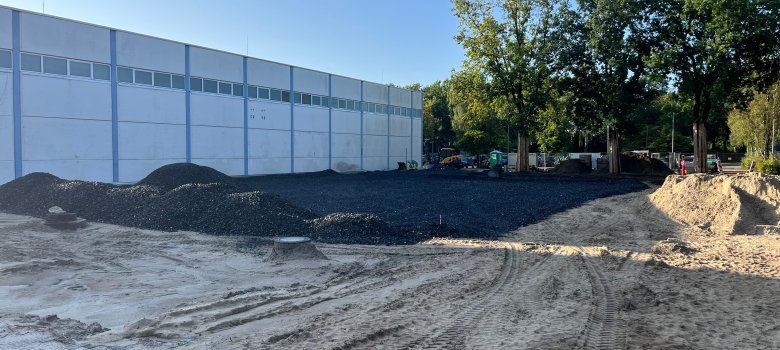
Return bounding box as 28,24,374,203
516,133,529,172
608,128,620,174
692,122,708,172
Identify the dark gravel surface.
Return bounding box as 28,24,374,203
0,163,648,245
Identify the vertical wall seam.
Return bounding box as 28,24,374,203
387,86,390,170
185,45,191,163
110,29,118,183
11,10,21,178
243,57,248,175
328,74,332,170
290,66,294,173
360,81,364,171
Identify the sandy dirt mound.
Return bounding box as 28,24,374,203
552,159,592,175
650,173,780,235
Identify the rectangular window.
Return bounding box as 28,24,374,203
338,99,347,109
171,74,185,89
0,50,12,69
154,72,171,88
233,83,243,97
134,70,153,85
369,103,376,113
248,86,258,99
69,61,91,78
259,87,270,100
281,90,290,102
394,106,401,115
118,67,133,83
191,77,203,91
402,107,408,116
302,93,311,105
21,53,42,72
270,89,281,101
93,64,110,80
346,100,354,110
312,95,320,106
321,96,329,107
203,79,218,93
294,92,302,104
218,82,231,95
42,56,67,75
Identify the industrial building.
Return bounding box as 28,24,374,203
0,6,423,184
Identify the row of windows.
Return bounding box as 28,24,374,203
4,51,423,117
18,52,110,80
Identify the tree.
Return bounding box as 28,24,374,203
558,0,657,173
646,0,780,172
448,68,505,155
422,81,455,150
452,0,565,171
729,82,780,160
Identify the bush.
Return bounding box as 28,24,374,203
757,159,780,175
742,156,760,170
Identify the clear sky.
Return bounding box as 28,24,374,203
0,0,464,87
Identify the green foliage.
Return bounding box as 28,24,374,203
422,80,455,144
728,82,780,161
757,159,780,175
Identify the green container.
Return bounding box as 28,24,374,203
489,150,503,168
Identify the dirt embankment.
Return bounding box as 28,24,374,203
650,173,780,235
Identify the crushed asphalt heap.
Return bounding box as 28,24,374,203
0,163,649,245
552,159,593,175
650,173,780,235
620,152,674,175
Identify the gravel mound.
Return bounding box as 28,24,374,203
552,159,592,175
137,163,235,191
307,213,407,245
620,153,673,175
650,173,780,235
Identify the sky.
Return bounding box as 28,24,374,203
0,0,465,87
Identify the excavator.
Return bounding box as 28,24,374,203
438,147,462,169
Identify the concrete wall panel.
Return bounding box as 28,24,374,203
118,122,185,160
390,116,411,136
190,47,242,82
118,86,185,124
191,158,243,176
362,157,387,171
117,32,184,74
331,133,361,158
119,159,185,183
331,110,361,134
0,8,10,49
248,129,290,158
413,91,422,110
191,126,243,159
294,158,328,173
24,159,111,182
294,106,328,132
331,158,360,172
293,68,328,96
248,100,290,130
389,86,411,107
21,117,111,161
362,82,388,104
331,75,360,100
0,72,13,117
21,13,110,63
248,158,290,175
191,94,243,127
247,58,289,90
0,160,12,185
363,114,388,135
0,115,12,161
22,75,111,120
293,131,328,158
363,135,388,157
390,136,412,157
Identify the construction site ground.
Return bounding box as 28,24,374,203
2,185,779,349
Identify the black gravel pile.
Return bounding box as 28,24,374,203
137,163,236,191
552,159,593,175
307,213,413,245
620,153,673,175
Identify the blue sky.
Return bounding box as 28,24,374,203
0,0,464,87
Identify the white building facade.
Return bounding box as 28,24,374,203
0,7,423,184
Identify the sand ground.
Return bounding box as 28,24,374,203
1,189,779,349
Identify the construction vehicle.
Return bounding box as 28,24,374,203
438,147,462,168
